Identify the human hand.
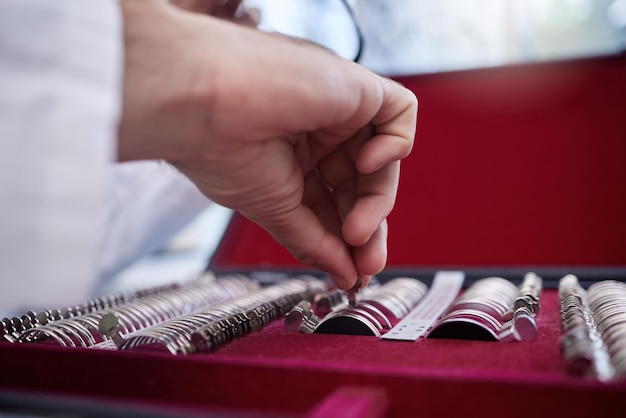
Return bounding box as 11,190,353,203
118,2,417,290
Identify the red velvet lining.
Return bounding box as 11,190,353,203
1,290,625,417
211,54,626,270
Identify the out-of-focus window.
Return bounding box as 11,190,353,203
244,0,625,75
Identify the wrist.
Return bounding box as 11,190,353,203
117,0,218,162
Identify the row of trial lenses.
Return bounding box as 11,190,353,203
311,277,381,317
509,272,542,341
514,272,542,314
313,277,428,337
433,277,519,341
18,274,258,348
587,280,626,380
189,276,327,354
312,289,348,317
113,276,327,354
0,280,182,343
454,277,518,319
17,274,253,347
558,274,599,377
284,278,384,334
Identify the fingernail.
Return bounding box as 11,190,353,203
360,274,373,287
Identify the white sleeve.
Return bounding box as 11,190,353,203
0,0,122,316
97,161,211,287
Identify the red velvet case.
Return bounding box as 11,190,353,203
2,54,626,418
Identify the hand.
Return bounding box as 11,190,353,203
118,1,417,290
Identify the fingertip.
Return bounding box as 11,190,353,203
359,274,373,288
354,247,387,277
352,221,388,276
356,139,411,176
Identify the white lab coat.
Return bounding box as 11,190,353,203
0,0,210,316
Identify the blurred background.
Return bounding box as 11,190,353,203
248,0,625,74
